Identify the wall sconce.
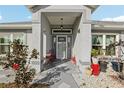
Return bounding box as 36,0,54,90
78,29,80,33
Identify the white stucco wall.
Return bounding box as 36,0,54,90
30,11,52,72
72,7,91,74
42,13,51,57
30,11,42,73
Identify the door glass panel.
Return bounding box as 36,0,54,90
57,42,66,59
58,37,66,42
57,36,66,59
67,36,72,59
52,36,56,56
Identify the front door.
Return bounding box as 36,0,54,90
56,35,67,59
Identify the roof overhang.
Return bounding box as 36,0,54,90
0,22,32,29
91,20,124,31
85,5,99,13
26,5,99,13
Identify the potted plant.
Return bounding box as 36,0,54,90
91,49,100,76
91,49,99,64
111,61,123,72
98,60,108,72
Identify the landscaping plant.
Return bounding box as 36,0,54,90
2,39,39,87
91,49,99,57
108,40,124,80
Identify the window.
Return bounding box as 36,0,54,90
0,33,26,55
92,34,117,56
92,35,103,55
13,33,25,44
0,33,10,54
106,35,116,55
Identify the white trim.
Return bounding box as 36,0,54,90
103,35,106,49
0,44,10,45
10,33,13,42
10,33,13,52
116,34,120,42
52,29,72,35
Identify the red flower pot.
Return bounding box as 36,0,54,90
12,63,19,70
91,64,100,76
71,56,76,64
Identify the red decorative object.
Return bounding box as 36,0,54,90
71,56,76,64
12,63,19,70
91,64,100,76
46,51,55,63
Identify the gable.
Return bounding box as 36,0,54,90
26,5,99,13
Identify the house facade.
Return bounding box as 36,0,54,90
1,5,124,73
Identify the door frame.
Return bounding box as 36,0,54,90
56,35,68,59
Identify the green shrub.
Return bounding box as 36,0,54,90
91,49,99,57
3,39,39,87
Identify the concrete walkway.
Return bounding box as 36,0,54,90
33,60,79,88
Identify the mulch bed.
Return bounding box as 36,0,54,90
0,82,49,88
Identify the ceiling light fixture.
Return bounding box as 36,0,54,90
60,18,63,30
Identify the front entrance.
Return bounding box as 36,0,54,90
56,35,67,59
52,29,72,59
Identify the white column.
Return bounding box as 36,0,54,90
116,34,120,57
10,33,13,52
103,35,106,55
10,33,13,42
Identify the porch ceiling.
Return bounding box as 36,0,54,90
45,12,81,25
47,16,76,25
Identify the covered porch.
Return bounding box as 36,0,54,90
37,10,92,73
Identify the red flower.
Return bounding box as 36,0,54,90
12,63,19,70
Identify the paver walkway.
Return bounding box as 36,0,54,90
33,60,79,88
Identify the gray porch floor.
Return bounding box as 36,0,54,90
33,60,79,88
